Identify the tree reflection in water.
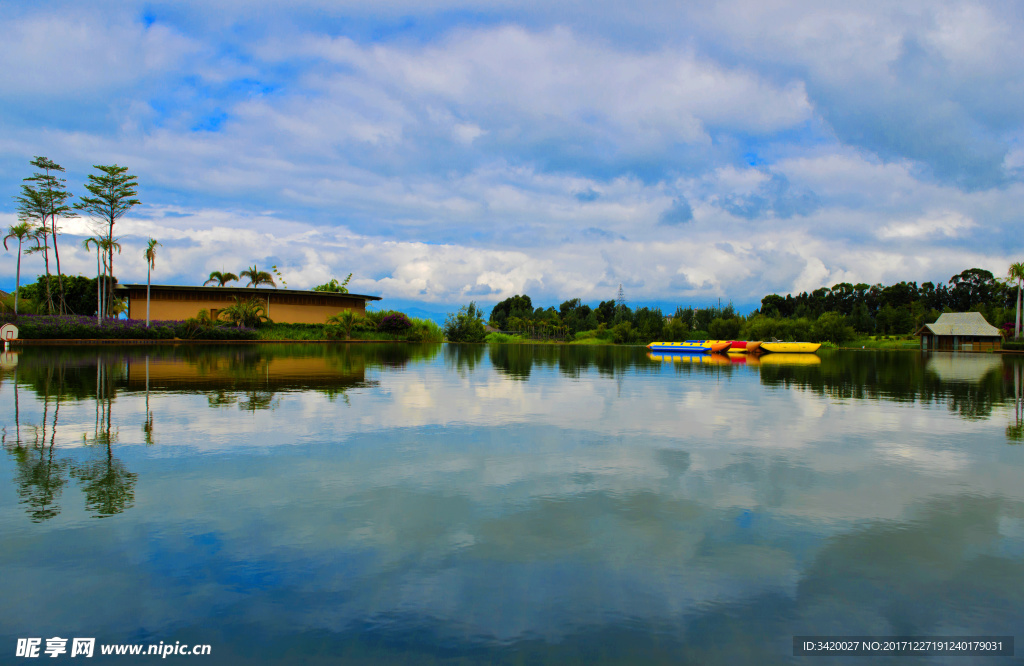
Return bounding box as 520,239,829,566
2,353,137,520
76,358,137,518
1009,360,1024,443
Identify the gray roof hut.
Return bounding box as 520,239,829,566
914,312,1002,352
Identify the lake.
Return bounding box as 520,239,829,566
1,344,1022,664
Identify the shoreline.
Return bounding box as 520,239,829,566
7,338,1024,354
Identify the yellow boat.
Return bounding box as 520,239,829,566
759,342,821,354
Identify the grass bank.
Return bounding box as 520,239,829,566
842,335,920,350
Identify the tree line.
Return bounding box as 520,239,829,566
461,266,1022,345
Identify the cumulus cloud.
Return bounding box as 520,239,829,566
1,2,1023,310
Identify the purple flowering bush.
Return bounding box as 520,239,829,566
0,314,257,340
378,312,413,334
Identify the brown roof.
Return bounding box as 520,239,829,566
116,284,381,301
915,312,1001,337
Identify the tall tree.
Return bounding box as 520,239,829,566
144,239,161,326
24,157,76,312
14,185,54,312
75,165,140,317
204,270,239,287
240,265,275,287
3,222,33,315
1009,262,1024,339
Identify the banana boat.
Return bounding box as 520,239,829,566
759,342,821,353
726,340,762,354
647,341,712,353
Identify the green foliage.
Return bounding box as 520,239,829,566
326,310,362,339
312,274,351,293
75,165,140,225
595,300,616,325
1,292,43,314
708,316,743,340
406,318,444,342
811,312,856,344
240,265,275,288
485,332,528,344
631,306,664,341
205,271,238,287
219,296,271,328
611,321,635,344
489,294,533,329
445,302,487,342
741,315,814,342
18,275,101,316
0,314,256,340
75,164,139,317
271,265,288,289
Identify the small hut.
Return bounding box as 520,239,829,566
914,312,1002,352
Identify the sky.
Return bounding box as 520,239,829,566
2,0,1023,316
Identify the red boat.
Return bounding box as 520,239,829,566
726,340,762,354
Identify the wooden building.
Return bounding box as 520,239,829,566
117,284,382,324
914,312,1003,352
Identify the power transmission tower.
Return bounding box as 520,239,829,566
616,283,626,309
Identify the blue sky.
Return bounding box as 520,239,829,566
2,0,1023,315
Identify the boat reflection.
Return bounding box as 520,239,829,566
757,353,821,366
647,352,732,365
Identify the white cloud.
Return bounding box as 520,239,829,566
0,14,202,97
2,4,1024,308
878,212,976,240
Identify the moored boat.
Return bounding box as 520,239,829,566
758,352,822,365
726,340,762,354
705,340,733,353
759,342,821,354
647,341,711,353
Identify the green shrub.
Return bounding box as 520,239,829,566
407,319,444,342
611,321,635,344
708,316,743,340
444,302,487,342
485,332,524,344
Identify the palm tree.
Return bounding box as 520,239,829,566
83,236,121,321
82,237,103,323
204,271,238,287
144,238,161,326
3,222,33,315
1010,262,1024,339
240,265,275,288
327,310,361,340
219,296,270,328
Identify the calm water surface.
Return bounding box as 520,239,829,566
1,344,1023,664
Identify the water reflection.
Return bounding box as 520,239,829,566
0,344,1022,664
1009,361,1024,443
